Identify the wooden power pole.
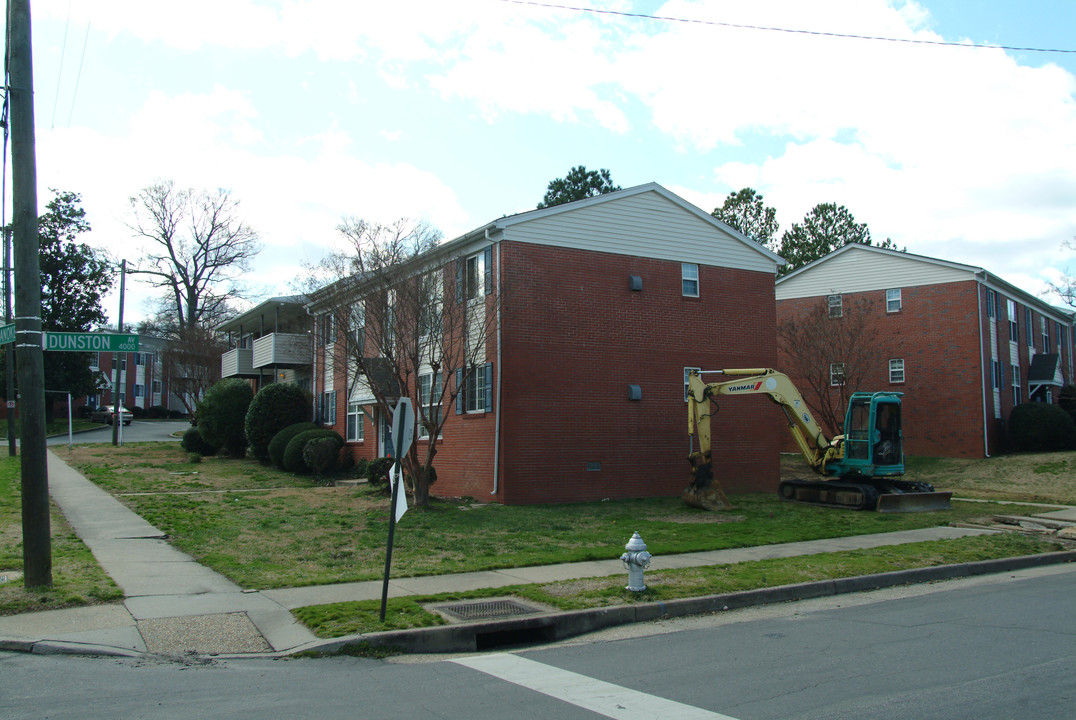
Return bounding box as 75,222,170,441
9,0,52,587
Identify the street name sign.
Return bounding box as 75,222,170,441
0,323,13,345
43,332,139,353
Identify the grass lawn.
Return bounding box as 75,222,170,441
5,443,1072,627
0,456,122,615
52,443,1074,592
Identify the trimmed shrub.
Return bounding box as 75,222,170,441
283,429,344,474
131,405,145,418
197,378,254,458
303,436,344,478
146,405,170,419
1008,402,1076,452
244,383,312,463
1061,385,1076,426
181,426,217,456
366,457,394,488
268,421,319,470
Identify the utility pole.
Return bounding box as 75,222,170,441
8,0,52,587
4,227,15,456
112,260,125,446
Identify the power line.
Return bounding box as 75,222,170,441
499,0,1076,55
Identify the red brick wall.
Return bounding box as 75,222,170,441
777,280,989,458
494,241,782,504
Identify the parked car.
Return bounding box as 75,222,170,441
90,407,133,426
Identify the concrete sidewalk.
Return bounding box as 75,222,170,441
1,451,1072,659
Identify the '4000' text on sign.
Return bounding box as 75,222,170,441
42,332,140,353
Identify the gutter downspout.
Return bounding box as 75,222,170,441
489,229,502,497
976,275,990,458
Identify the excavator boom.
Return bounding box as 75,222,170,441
685,368,951,512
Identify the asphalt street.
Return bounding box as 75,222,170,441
2,563,1073,720
46,420,188,446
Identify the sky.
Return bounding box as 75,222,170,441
14,0,1076,325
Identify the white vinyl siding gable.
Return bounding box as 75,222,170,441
777,245,975,300
502,191,778,274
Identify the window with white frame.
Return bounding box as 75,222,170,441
152,380,162,394
419,274,442,339
889,359,905,384
456,363,492,414
133,384,145,398
320,313,336,346
1007,299,1017,340
828,294,843,318
90,352,100,369
346,402,364,442
1042,317,1050,352
886,288,902,313
459,248,491,302
681,263,699,297
319,390,337,425
991,360,1003,390
684,367,701,401
1012,365,1021,405
829,363,846,386
418,372,443,439
1025,308,1034,346
986,289,997,318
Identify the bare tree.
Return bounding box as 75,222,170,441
1047,237,1076,309
128,180,262,334
777,295,883,435
161,325,225,416
306,217,500,508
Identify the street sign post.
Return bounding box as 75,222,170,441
380,397,415,621
42,332,139,352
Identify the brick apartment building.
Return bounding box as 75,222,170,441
775,244,1076,458
308,183,786,504
87,335,175,414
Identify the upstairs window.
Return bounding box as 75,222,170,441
830,362,846,386
1025,308,1034,347
985,289,996,318
681,263,699,297
889,358,905,384
1042,317,1050,353
828,294,843,318
457,247,493,302
886,288,902,313
418,372,443,439
1007,299,1018,340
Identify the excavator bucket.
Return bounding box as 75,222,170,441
875,490,953,513
684,451,731,511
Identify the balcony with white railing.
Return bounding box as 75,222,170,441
221,346,256,378
252,332,310,368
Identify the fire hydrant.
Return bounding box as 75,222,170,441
620,531,652,592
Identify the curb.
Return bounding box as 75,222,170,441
304,550,1076,657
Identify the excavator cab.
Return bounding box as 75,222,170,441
837,393,904,475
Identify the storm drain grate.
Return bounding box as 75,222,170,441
433,598,543,622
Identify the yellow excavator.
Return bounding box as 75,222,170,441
686,368,952,513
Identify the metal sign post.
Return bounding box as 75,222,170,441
379,397,414,622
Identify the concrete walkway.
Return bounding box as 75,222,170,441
0,451,1068,658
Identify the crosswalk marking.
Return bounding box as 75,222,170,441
451,653,740,720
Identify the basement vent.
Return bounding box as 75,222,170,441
431,598,544,622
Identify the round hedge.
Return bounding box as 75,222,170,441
1008,402,1076,452
244,383,311,463
196,378,254,458
303,436,343,477
181,426,217,456
283,428,344,474
268,421,319,470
